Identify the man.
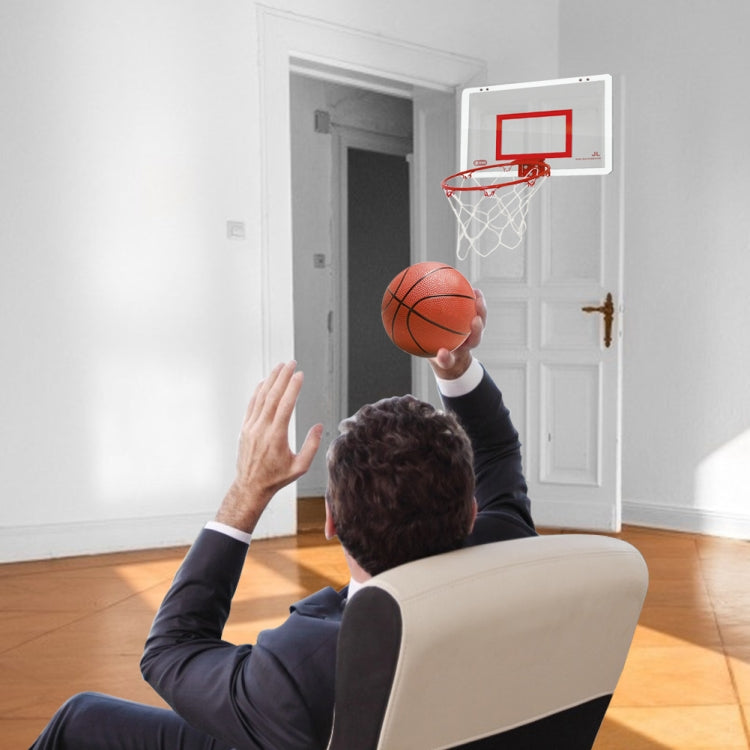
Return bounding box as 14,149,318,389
30,290,535,749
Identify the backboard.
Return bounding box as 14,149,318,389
459,74,612,176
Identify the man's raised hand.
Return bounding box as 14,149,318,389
429,289,487,380
216,361,323,534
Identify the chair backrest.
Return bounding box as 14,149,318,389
327,534,648,750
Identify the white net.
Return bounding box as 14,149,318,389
442,161,549,260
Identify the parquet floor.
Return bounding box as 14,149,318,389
1,499,748,749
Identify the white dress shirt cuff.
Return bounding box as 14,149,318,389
205,521,253,546
435,357,484,398
347,577,366,601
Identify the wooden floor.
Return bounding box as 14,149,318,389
2,500,749,749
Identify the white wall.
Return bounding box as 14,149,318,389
559,0,750,538
0,0,264,560
0,0,558,561
4,0,746,562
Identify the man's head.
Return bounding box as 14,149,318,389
325,395,476,577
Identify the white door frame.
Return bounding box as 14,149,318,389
257,6,484,371
256,7,484,531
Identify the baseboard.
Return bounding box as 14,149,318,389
297,484,327,498
0,502,297,563
622,499,750,540
5,499,745,563
0,514,202,563
532,498,620,533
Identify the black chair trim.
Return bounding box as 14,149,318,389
452,693,613,750
328,587,402,749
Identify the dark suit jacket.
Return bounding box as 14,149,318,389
140,368,536,749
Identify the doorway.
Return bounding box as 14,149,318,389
257,8,482,536
290,75,414,495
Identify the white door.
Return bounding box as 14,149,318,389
333,127,412,426
465,155,623,531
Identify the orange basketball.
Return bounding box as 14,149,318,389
381,262,476,357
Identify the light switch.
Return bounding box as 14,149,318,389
227,221,245,240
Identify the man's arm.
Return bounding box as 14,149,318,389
443,366,535,542
430,290,536,543
213,361,323,534
140,362,326,748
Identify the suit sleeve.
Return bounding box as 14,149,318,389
140,528,322,749
442,366,537,544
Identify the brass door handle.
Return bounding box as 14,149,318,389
582,293,614,348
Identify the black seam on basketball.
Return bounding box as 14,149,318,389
384,266,473,354
383,290,405,341
382,270,409,314
384,270,412,341
384,291,472,353
406,299,471,335
402,266,454,299
416,292,475,305
385,268,467,316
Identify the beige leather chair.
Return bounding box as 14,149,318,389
328,534,648,750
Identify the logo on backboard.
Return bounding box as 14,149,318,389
473,159,488,167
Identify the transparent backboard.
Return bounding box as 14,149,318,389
459,74,612,176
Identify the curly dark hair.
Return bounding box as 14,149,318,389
326,395,475,577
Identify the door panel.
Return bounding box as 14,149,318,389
540,362,602,486
493,363,529,459
541,301,601,349
485,300,529,349
546,177,603,283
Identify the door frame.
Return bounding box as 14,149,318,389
257,6,484,370
257,6,484,533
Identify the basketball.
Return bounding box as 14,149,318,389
381,261,476,357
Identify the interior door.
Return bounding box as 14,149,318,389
346,146,412,414
333,127,413,426
468,146,623,531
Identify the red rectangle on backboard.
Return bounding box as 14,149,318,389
496,109,573,161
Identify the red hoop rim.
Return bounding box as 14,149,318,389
442,159,551,194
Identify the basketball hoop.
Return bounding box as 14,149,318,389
442,159,550,259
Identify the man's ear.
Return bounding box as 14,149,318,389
324,500,337,540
